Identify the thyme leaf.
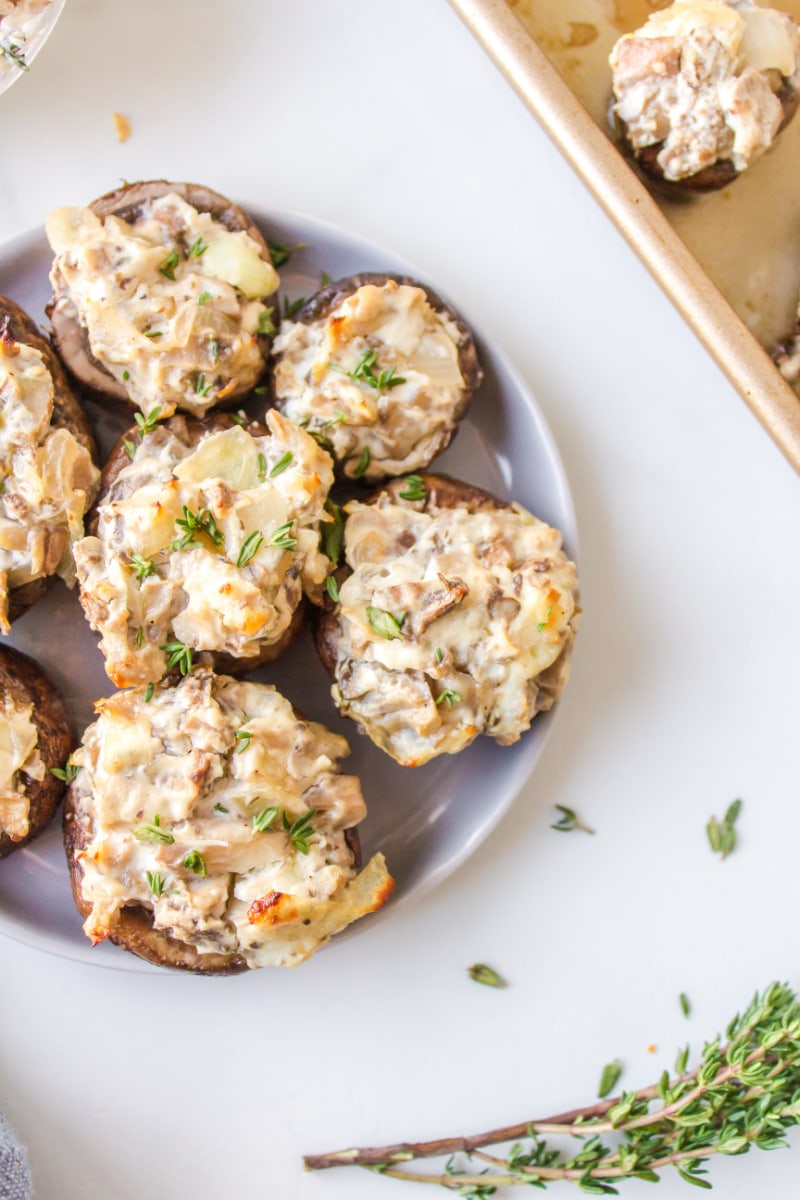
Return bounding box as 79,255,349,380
134,814,174,845
707,799,742,861
183,850,207,876
283,808,316,855
367,605,404,640
269,521,297,551
325,575,339,603
550,804,595,836
236,531,263,568
352,445,371,477
467,964,507,989
49,762,80,783
171,505,224,551
253,806,280,833
266,239,304,268
269,451,293,477
130,552,155,582
398,475,426,502
160,640,194,676
321,499,344,564
158,249,180,281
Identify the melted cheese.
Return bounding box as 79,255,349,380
71,672,393,969
74,413,334,688
610,0,800,180
46,192,279,418
328,490,579,766
273,281,468,479
0,694,45,842
0,336,99,630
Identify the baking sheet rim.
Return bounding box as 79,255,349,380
449,0,800,474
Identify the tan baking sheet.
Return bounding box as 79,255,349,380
449,0,800,471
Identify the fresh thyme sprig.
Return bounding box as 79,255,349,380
304,982,800,1191
171,505,224,551
160,640,194,676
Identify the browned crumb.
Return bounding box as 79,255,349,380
113,112,131,143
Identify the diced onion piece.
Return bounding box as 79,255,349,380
173,427,261,491
741,8,797,77
201,233,279,300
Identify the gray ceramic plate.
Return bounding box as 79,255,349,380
0,205,577,971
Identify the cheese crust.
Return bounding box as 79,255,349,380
74,413,334,687
274,277,478,480
610,0,800,182
318,476,579,766
0,326,99,630
66,671,393,970
47,190,279,417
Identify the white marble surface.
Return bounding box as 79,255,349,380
0,1,798,1198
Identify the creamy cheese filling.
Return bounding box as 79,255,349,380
71,672,392,969
273,281,467,479
0,336,99,630
74,413,334,688
0,0,51,72
329,491,579,767
610,0,800,180
47,192,279,417
0,694,44,841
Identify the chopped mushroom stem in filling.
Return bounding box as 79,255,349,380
73,413,333,687
273,281,469,479
610,0,800,181
328,493,579,766
0,693,44,841
71,673,393,969
0,335,99,630
46,192,279,417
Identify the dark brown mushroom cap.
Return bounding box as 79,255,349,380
616,79,799,195
0,645,72,859
314,472,509,679
0,296,99,623
273,273,483,479
48,180,278,411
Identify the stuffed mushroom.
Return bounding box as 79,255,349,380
272,274,481,481
610,0,800,192
0,296,99,629
74,410,334,688
0,644,72,858
46,180,280,418
316,474,579,767
63,670,393,972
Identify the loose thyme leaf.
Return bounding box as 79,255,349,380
550,804,595,835
134,814,174,845
435,689,461,708
266,239,305,268
235,730,253,753
257,307,276,337
367,605,404,640
49,762,80,783
195,372,212,396
269,521,297,551
707,799,742,861
353,446,371,477
183,850,207,876
158,249,180,280
320,271,332,286
134,405,163,436
130,552,155,582
680,992,692,1018
143,330,163,339
136,625,144,649
198,290,212,306
467,963,507,988
160,640,194,676
189,236,208,257
435,646,444,664
283,808,317,854
144,682,155,703
326,575,340,603
123,438,136,461
1,43,28,70
146,871,172,898
269,451,293,477
399,475,426,502
213,802,228,814
283,295,306,319
253,806,280,833
321,499,344,564
345,349,406,393
236,531,263,568
597,1059,623,1099
257,453,267,482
